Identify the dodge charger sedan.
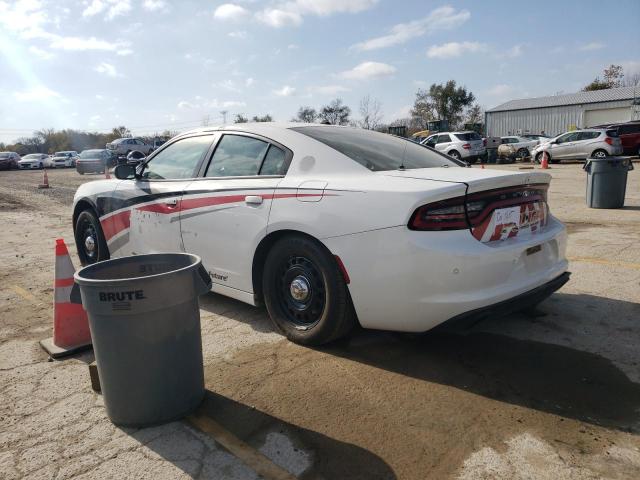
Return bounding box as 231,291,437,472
72,123,569,345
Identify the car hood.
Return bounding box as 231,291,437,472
380,167,551,193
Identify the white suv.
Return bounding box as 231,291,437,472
531,129,623,163
421,131,486,164
106,138,154,156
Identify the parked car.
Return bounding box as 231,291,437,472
52,151,79,168
0,152,20,170
521,134,552,142
500,136,538,160
76,149,117,174
531,129,623,163
593,121,640,157
106,138,154,156
126,150,146,166
18,153,51,169
72,124,568,346
410,130,432,144
421,131,486,164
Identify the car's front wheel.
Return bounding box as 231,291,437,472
516,148,529,160
75,209,109,265
262,235,356,345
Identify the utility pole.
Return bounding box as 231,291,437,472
220,110,228,124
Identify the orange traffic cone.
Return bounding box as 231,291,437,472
38,168,50,189
541,151,550,169
40,239,92,358
104,164,111,179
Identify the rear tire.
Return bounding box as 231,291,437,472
516,148,529,160
591,149,607,159
262,235,356,345
448,150,461,160
75,209,109,266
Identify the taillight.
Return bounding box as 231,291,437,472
462,143,471,150
409,185,549,231
483,138,487,146
604,137,613,145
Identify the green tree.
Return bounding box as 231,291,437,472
583,64,625,91
319,99,351,125
251,114,273,122
234,114,248,123
412,80,475,130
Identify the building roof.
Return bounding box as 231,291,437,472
487,86,638,113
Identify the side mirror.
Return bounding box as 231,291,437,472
114,163,137,180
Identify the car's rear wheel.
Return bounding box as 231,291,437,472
262,235,356,345
591,149,607,159
75,209,109,266
516,148,529,160
448,150,461,160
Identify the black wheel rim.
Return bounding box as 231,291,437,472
79,219,98,262
276,255,325,330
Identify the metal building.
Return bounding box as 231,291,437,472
485,86,640,137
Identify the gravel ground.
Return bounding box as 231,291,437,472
0,164,639,479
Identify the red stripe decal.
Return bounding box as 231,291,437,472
55,277,75,287
101,210,131,241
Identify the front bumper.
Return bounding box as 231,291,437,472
19,163,40,169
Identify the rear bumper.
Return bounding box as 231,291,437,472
437,271,570,331
324,216,568,332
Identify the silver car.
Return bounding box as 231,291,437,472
532,129,623,163
421,131,486,164
18,153,51,169
106,138,154,156
500,136,538,159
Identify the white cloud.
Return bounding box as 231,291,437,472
352,6,470,51
222,100,246,108
310,84,350,95
142,0,168,12
580,42,605,51
487,84,516,97
177,101,195,109
178,98,246,110
340,61,396,80
28,46,54,60
274,85,296,96
215,79,241,92
245,78,254,87
287,43,299,50
505,44,523,58
14,85,61,102
116,48,133,56
214,3,250,20
427,41,487,59
95,94,105,100
257,9,302,27
82,0,131,21
94,62,120,77
228,30,247,39
49,36,130,52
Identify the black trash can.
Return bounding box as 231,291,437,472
75,253,212,427
583,157,634,209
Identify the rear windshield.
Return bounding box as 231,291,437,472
0,153,11,158
606,129,619,138
290,126,463,171
454,132,482,141
80,150,105,158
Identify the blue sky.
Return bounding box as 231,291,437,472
1,0,639,143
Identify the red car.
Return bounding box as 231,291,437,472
594,121,640,156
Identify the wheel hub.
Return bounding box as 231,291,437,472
84,233,96,255
290,276,310,302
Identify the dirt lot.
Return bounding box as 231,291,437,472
1,164,639,479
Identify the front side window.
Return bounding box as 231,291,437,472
143,135,212,180
206,135,269,177
556,132,579,143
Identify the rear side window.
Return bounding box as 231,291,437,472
606,129,619,138
206,135,269,177
260,145,286,175
455,132,482,141
437,134,451,143
291,126,462,171
143,135,212,180
578,132,600,140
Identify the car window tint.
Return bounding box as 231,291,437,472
291,126,463,170
143,136,212,180
437,134,451,143
579,132,599,140
606,129,619,138
206,135,269,177
455,132,482,141
619,124,640,134
260,145,286,175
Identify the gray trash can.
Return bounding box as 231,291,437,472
583,157,634,209
75,253,212,427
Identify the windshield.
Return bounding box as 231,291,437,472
291,126,463,171
55,152,72,156
23,154,40,159
80,150,105,158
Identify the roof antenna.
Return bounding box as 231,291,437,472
398,137,408,170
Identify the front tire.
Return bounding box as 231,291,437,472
262,235,356,345
75,209,109,265
516,148,529,160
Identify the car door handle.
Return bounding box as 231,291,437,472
245,195,263,205
165,198,178,207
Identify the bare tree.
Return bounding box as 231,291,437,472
358,95,383,130
465,103,484,125
234,114,248,123
623,71,640,87
251,114,273,122
293,106,317,123
201,114,211,126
